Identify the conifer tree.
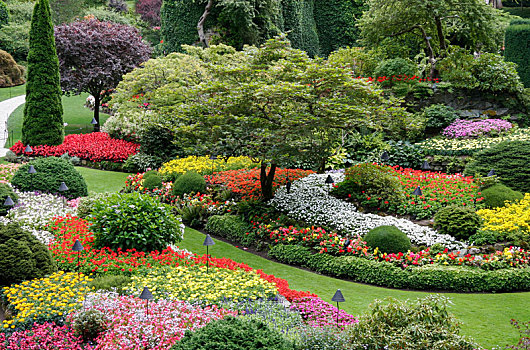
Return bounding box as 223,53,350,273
23,0,64,146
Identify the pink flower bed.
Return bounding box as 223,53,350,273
10,132,140,163
290,297,358,329
0,322,88,350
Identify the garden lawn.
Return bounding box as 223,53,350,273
0,84,25,102
180,226,530,349
6,93,110,147
75,166,130,193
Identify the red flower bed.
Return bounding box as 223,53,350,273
205,168,314,200
11,132,140,163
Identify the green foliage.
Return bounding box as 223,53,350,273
383,140,425,169
347,295,479,349
268,244,530,292
82,6,133,25
142,173,163,190
5,1,34,23
171,316,295,350
76,192,114,218
0,22,30,65
11,157,88,199
177,201,208,228
373,58,417,86
481,184,524,209
0,0,8,27
464,140,530,193
172,171,206,197
88,274,132,293
327,46,381,76
89,192,183,252
0,49,25,88
0,183,17,216
138,124,182,161
70,309,108,343
23,0,64,146
468,230,505,246
422,104,459,129
281,0,320,57
363,225,411,254
0,222,57,286
505,21,530,88
434,205,481,241
160,0,203,53
123,153,164,173
50,0,86,24
206,214,252,245
312,0,366,56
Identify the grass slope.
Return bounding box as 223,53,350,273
76,166,130,193
179,226,530,349
6,93,110,147
0,84,26,102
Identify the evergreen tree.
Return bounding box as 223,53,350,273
23,0,64,146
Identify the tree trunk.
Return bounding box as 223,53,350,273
93,92,100,132
260,162,277,201
434,17,446,52
197,0,214,48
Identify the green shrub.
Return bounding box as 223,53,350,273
142,173,163,190
384,140,424,169
327,46,380,77
0,1,8,27
464,140,530,193
11,157,88,199
6,1,34,23
89,192,184,252
205,215,252,245
171,316,295,350
0,222,57,286
177,201,208,228
123,152,164,173
481,184,524,208
505,21,530,88
76,192,114,218
88,274,132,294
70,309,108,343
434,205,481,241
347,295,479,349
0,183,17,216
373,58,417,87
422,104,459,129
363,225,411,254
82,6,132,25
468,230,505,246
172,171,206,197
0,22,30,63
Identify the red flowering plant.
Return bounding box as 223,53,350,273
124,172,176,203
11,133,140,163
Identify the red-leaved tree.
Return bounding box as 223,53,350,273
135,0,161,26
54,19,151,131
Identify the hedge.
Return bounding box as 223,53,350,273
205,214,253,246
269,244,530,292
505,20,530,88
281,0,319,57
160,0,207,53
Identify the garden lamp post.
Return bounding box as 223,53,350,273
3,196,14,207
342,239,351,251
412,186,423,197
381,151,389,162
59,182,69,204
325,174,334,191
28,165,36,190
139,287,154,317
487,169,496,177
72,239,84,277
24,145,33,154
421,161,431,171
209,155,217,175
286,177,292,194
331,289,345,328
203,234,215,274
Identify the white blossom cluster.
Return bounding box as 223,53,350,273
0,216,55,246
269,173,464,249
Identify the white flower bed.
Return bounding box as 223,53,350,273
269,173,464,249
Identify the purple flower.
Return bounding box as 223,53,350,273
442,119,513,139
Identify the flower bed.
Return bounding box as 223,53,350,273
0,164,20,183
0,322,89,350
290,297,358,329
441,119,513,139
477,193,530,235
159,155,256,175
10,132,140,163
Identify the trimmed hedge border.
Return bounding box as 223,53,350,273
269,244,530,292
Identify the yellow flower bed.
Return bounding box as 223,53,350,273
477,193,530,234
2,271,93,329
159,155,255,175
126,265,278,303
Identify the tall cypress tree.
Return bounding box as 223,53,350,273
23,0,64,146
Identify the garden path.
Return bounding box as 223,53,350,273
0,95,25,156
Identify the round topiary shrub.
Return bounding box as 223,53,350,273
434,205,481,241
0,183,17,216
363,225,411,254
143,173,163,190
0,222,57,286
422,104,459,129
70,309,108,343
89,192,184,252
0,49,25,87
172,171,206,197
464,140,530,193
171,316,295,350
481,184,524,208
11,157,88,199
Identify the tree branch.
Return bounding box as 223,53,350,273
197,0,214,48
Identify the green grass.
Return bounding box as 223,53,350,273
6,93,111,147
503,7,530,18
0,84,26,102
179,226,530,349
75,166,130,193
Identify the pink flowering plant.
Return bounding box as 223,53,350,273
441,119,513,139
0,322,88,350
290,297,358,330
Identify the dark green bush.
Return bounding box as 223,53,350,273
347,295,479,349
0,1,8,27
11,157,88,199
70,309,108,343
383,140,424,169
422,104,459,129
481,184,524,208
281,0,320,57
171,316,295,350
464,140,530,193
0,222,57,286
172,171,206,197
90,192,183,252
0,183,17,216
142,173,163,190
269,244,530,292
373,58,417,87
505,21,530,88
88,274,132,294
205,215,252,245
434,205,481,241
363,225,411,254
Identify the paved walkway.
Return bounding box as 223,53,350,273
0,95,26,156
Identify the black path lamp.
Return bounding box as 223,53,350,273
209,155,217,174
59,182,69,204
24,145,32,154
72,239,84,277
381,151,390,162
3,196,14,207
90,117,98,132
421,160,431,171
331,289,345,328
139,287,154,317
412,186,423,197
28,165,36,190
342,239,351,251
487,169,496,177
325,174,334,191
286,177,292,194
203,234,215,274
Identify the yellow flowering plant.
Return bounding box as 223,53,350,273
2,271,93,330
159,155,256,176
125,265,278,304
477,193,530,235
